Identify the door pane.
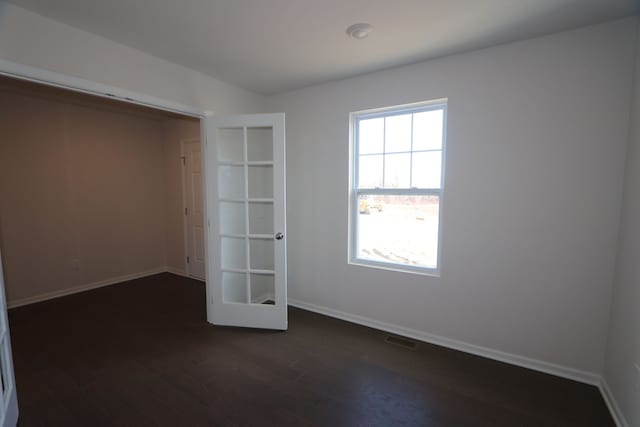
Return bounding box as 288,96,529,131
217,128,244,162
219,201,245,235
249,238,274,271
248,202,274,235
219,165,245,199
250,274,275,304
247,127,273,162
248,165,273,198
221,237,246,270
223,272,247,303
207,113,286,330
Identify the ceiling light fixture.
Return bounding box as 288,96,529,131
346,23,373,39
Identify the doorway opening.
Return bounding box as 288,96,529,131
0,74,206,308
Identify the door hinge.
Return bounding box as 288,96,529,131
181,156,186,165
186,256,190,264
185,207,188,215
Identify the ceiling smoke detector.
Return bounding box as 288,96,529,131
346,23,373,39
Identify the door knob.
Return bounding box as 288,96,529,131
275,232,284,240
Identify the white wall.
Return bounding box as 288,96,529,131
604,22,640,427
0,2,264,115
266,18,637,376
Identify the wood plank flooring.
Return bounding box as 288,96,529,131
9,273,614,426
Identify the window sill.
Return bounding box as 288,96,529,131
349,258,441,278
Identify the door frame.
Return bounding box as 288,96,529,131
180,138,204,279
0,59,209,118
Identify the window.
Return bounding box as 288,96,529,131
350,100,447,275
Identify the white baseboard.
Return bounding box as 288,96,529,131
166,267,205,282
7,266,206,309
287,298,601,386
8,267,168,309
166,267,190,278
599,378,629,427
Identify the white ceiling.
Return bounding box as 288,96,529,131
4,0,639,95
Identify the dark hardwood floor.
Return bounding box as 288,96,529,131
9,273,614,426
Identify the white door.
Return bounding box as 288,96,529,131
0,251,18,427
204,114,287,330
183,140,206,280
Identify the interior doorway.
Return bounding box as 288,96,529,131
0,63,289,335
0,74,205,309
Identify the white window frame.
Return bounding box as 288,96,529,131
349,99,447,276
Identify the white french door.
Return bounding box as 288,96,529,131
0,252,18,427
204,114,287,330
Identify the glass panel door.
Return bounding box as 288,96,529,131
205,114,286,330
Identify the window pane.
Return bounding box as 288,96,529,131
413,110,443,151
383,153,410,188
358,118,384,154
359,154,383,188
384,114,412,153
357,194,439,269
411,151,442,189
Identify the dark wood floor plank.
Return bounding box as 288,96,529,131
9,273,614,426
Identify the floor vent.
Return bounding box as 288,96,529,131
385,335,418,350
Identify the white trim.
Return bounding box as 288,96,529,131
0,59,211,118
200,119,212,322
8,267,167,308
599,378,629,427
287,298,601,386
7,267,204,308
166,267,190,279
166,267,205,283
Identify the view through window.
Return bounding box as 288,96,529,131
351,101,446,273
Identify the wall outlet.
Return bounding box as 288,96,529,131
71,258,80,271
